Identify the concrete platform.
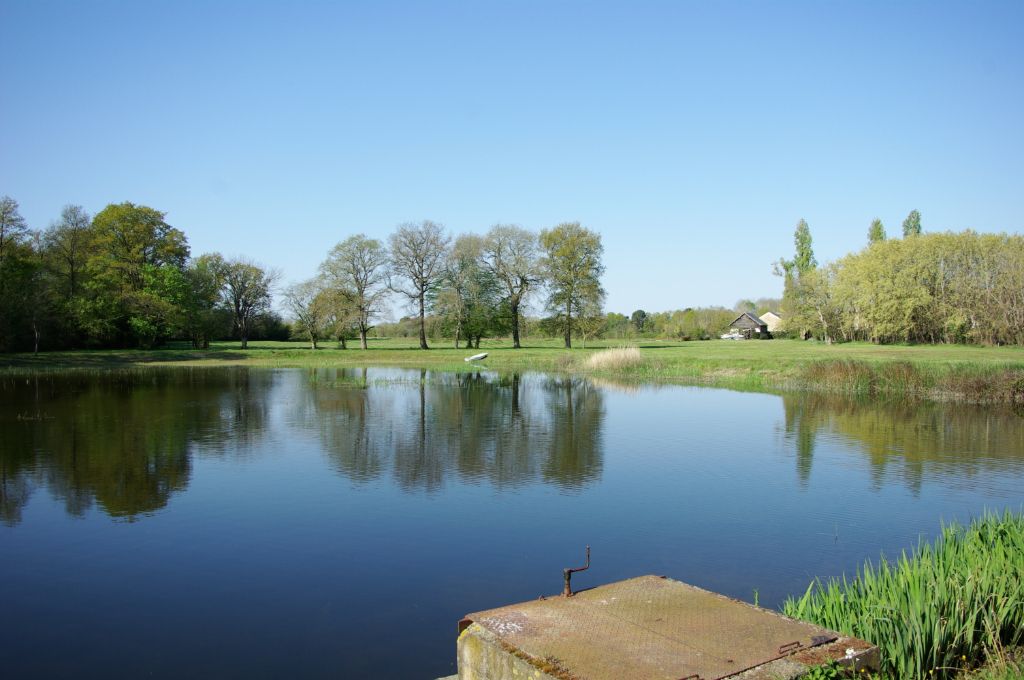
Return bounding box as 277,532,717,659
455,575,878,680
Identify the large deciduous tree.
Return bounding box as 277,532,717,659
86,202,190,347
539,222,605,349
0,196,29,267
482,224,540,349
89,202,188,292
630,309,648,333
221,258,278,349
43,205,91,302
437,234,504,349
320,234,389,349
182,253,227,349
315,287,360,349
285,279,329,350
388,220,450,349
788,266,839,344
0,197,31,351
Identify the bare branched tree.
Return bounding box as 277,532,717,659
388,221,450,349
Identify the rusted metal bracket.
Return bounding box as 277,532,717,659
778,640,804,655
562,545,591,597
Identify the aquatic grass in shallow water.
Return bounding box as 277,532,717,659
783,511,1024,679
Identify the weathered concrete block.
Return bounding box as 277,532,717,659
458,623,561,680
454,575,880,680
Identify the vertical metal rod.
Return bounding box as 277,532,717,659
562,545,591,597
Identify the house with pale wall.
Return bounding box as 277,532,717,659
759,311,782,333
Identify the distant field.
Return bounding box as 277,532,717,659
5,338,1024,402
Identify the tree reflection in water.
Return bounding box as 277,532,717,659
0,369,273,524
303,369,606,493
781,393,1024,494
8,368,1019,526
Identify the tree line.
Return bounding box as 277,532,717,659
286,220,605,350
777,211,1024,345
8,193,1013,351
0,198,287,353
0,196,607,352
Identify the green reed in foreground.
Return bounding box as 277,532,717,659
784,511,1024,679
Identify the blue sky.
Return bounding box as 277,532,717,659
2,1,1022,316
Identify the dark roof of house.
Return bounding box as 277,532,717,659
730,311,766,327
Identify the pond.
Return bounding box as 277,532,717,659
2,368,1023,678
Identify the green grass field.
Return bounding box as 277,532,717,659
5,337,1024,402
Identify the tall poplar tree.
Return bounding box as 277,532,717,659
868,218,886,244
776,218,818,339
793,219,817,274
902,210,922,237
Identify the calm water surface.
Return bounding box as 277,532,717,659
2,368,1023,678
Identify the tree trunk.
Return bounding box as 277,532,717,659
310,337,317,350
241,332,248,349
418,292,428,349
454,325,461,349
474,336,481,349
511,299,521,348
564,301,572,348
33,322,39,354
339,336,347,349
816,308,831,345
359,326,368,350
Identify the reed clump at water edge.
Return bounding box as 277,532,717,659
783,510,1024,680
796,360,1024,404
583,346,645,371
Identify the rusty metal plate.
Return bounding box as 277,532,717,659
463,575,840,680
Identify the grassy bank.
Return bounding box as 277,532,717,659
784,511,1024,679
4,338,1024,403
